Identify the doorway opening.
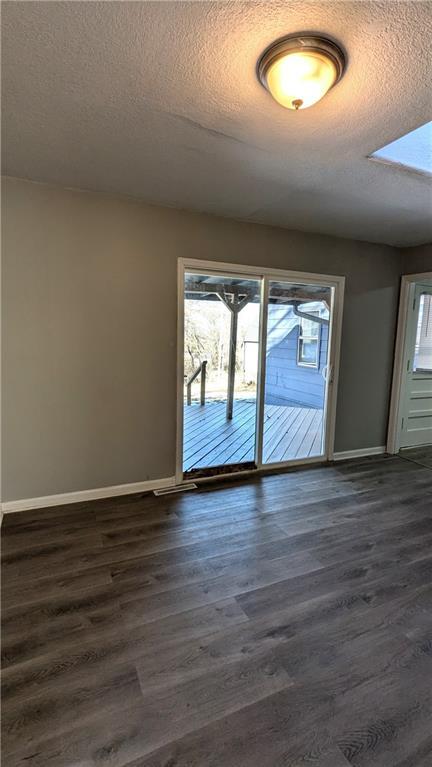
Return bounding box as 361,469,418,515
177,261,344,482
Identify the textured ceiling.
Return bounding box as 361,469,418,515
2,1,432,246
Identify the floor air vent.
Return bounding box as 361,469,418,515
153,483,197,496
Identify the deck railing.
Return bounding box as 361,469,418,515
186,360,207,406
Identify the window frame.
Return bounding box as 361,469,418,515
296,311,321,369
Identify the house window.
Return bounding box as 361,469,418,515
297,312,321,368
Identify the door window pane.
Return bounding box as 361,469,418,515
414,294,432,372
183,273,261,474
262,282,331,464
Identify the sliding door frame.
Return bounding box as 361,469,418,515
176,258,345,484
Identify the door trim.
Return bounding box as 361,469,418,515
176,258,345,483
387,271,432,454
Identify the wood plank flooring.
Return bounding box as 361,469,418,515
183,398,323,470
400,444,432,470
1,453,432,766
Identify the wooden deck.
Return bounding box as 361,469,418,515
183,399,323,471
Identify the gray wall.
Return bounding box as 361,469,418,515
400,244,432,275
2,177,405,501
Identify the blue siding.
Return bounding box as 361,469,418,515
265,304,328,409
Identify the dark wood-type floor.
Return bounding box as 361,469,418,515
2,453,432,767
400,444,432,470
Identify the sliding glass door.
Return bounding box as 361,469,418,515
182,272,262,477
179,262,340,480
262,281,331,465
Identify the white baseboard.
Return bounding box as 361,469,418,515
333,446,387,462
0,449,390,513
0,476,176,514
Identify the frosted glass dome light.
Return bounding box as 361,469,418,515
258,35,346,110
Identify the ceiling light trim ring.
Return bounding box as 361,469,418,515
258,34,346,96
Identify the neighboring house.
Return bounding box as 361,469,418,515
264,301,329,409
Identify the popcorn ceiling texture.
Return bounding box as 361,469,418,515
2,1,432,246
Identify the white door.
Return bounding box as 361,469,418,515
400,284,432,448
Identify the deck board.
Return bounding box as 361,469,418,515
184,402,256,466
183,399,323,470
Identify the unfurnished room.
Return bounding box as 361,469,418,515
1,2,432,766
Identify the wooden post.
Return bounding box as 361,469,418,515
200,360,207,406
186,360,207,406
215,291,253,421
226,305,238,420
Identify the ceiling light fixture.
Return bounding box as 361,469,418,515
258,34,346,110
